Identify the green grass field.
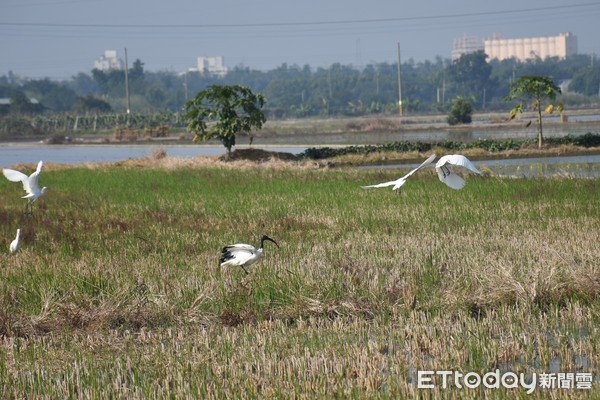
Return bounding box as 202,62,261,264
1,159,598,398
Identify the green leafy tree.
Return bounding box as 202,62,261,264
9,92,44,114
447,97,473,125
129,59,145,93
184,85,266,154
91,68,125,98
24,78,78,112
504,75,562,148
568,65,600,96
146,86,167,109
447,50,491,104
74,95,112,113
69,72,100,95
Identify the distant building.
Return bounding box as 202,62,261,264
0,98,39,105
452,34,484,60
190,56,228,77
484,32,577,61
94,50,124,71
0,97,41,114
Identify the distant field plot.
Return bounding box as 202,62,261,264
0,162,598,398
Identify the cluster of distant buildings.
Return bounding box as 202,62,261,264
93,32,578,76
93,50,228,76
452,32,577,61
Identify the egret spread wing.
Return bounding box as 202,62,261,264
26,161,44,194
403,154,437,179
361,154,436,190
3,169,28,183
437,155,481,174
29,161,44,191
361,180,400,189
436,171,466,190
27,170,41,195
3,168,32,193
435,154,480,190
462,162,481,175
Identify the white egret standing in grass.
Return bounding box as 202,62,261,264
2,160,48,214
9,228,20,254
361,154,436,190
220,235,280,274
435,154,482,190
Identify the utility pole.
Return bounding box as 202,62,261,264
124,47,131,115
396,42,403,116
376,67,380,96
328,66,333,99
482,87,486,109
442,78,445,104
183,70,189,100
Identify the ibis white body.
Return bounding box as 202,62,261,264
9,228,20,254
220,235,279,274
435,154,481,190
3,160,48,207
361,154,436,190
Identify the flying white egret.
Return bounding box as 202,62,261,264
2,160,48,214
9,228,20,254
435,154,481,190
361,154,436,190
220,235,280,274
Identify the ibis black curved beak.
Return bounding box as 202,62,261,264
261,235,280,248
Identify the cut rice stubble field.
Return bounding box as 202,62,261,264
0,158,598,398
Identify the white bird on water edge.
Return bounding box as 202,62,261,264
9,228,20,254
2,160,48,214
435,154,482,190
361,154,437,191
220,235,280,274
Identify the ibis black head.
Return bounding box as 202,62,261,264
260,235,279,249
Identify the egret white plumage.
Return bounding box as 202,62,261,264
435,154,481,190
9,228,20,254
361,154,436,190
220,235,279,274
2,160,48,214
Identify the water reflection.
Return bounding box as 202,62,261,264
0,144,305,168
481,156,600,178
446,130,474,142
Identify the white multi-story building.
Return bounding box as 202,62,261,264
484,32,577,61
94,50,124,71
452,34,484,60
193,56,228,77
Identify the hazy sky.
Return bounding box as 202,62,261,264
2,0,600,80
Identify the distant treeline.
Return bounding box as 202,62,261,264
2,51,600,119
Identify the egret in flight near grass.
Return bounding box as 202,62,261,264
220,235,280,274
361,154,436,190
435,154,481,190
2,160,48,214
9,228,20,254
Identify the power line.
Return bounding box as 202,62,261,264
1,2,599,29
